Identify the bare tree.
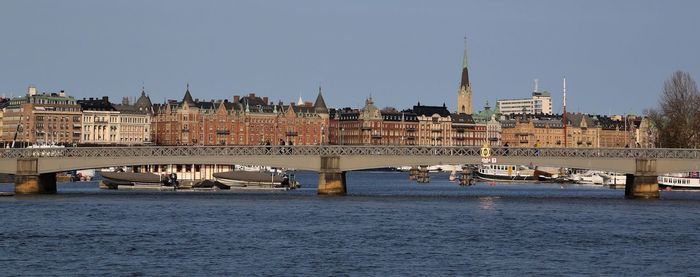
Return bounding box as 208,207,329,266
647,71,700,148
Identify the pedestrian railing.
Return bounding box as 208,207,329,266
0,146,699,160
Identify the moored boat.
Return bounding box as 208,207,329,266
213,171,299,189
600,172,626,189
99,171,177,190
475,164,538,182
571,170,605,185
658,172,700,190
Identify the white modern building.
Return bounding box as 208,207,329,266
497,79,553,115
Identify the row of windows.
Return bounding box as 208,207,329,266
36,116,79,122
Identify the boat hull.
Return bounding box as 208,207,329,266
658,184,700,190
213,171,298,189
474,171,538,182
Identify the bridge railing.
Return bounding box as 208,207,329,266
0,146,699,159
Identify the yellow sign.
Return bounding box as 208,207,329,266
480,143,491,158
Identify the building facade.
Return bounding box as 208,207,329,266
328,97,419,145
473,102,501,146
413,103,453,146
114,90,153,145
78,91,153,145
497,91,553,115
2,86,82,146
152,86,329,146
78,97,120,144
0,98,7,146
451,113,488,146
500,113,637,148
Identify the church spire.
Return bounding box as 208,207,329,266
457,36,473,115
462,36,468,69
460,36,470,88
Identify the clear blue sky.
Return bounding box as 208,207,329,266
1,0,698,115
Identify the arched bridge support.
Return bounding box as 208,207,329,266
14,158,56,194
318,156,346,196
625,159,659,199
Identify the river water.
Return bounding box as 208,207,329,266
1,171,700,276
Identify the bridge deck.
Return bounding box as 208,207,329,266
0,146,698,174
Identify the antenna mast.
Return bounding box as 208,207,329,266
562,77,567,148
534,79,539,93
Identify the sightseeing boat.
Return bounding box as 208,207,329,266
658,172,700,190
475,164,538,182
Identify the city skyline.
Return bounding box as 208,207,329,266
1,0,699,115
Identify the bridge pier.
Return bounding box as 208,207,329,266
318,156,346,196
14,158,56,194
416,165,430,183
625,159,659,199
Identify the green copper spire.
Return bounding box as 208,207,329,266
462,35,468,69
460,35,470,87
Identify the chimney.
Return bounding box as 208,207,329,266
102,96,109,102
305,101,312,107
263,97,268,105
290,102,295,107
60,90,66,97
122,97,129,105
249,93,256,98
233,95,240,103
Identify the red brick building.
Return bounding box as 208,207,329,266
152,86,329,146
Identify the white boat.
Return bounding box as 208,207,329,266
475,164,538,182
658,172,700,190
234,164,274,172
600,172,626,188
571,170,605,185
427,165,462,172
75,169,95,181
396,165,462,172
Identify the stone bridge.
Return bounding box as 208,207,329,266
1,146,699,198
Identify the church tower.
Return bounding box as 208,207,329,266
457,37,473,114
